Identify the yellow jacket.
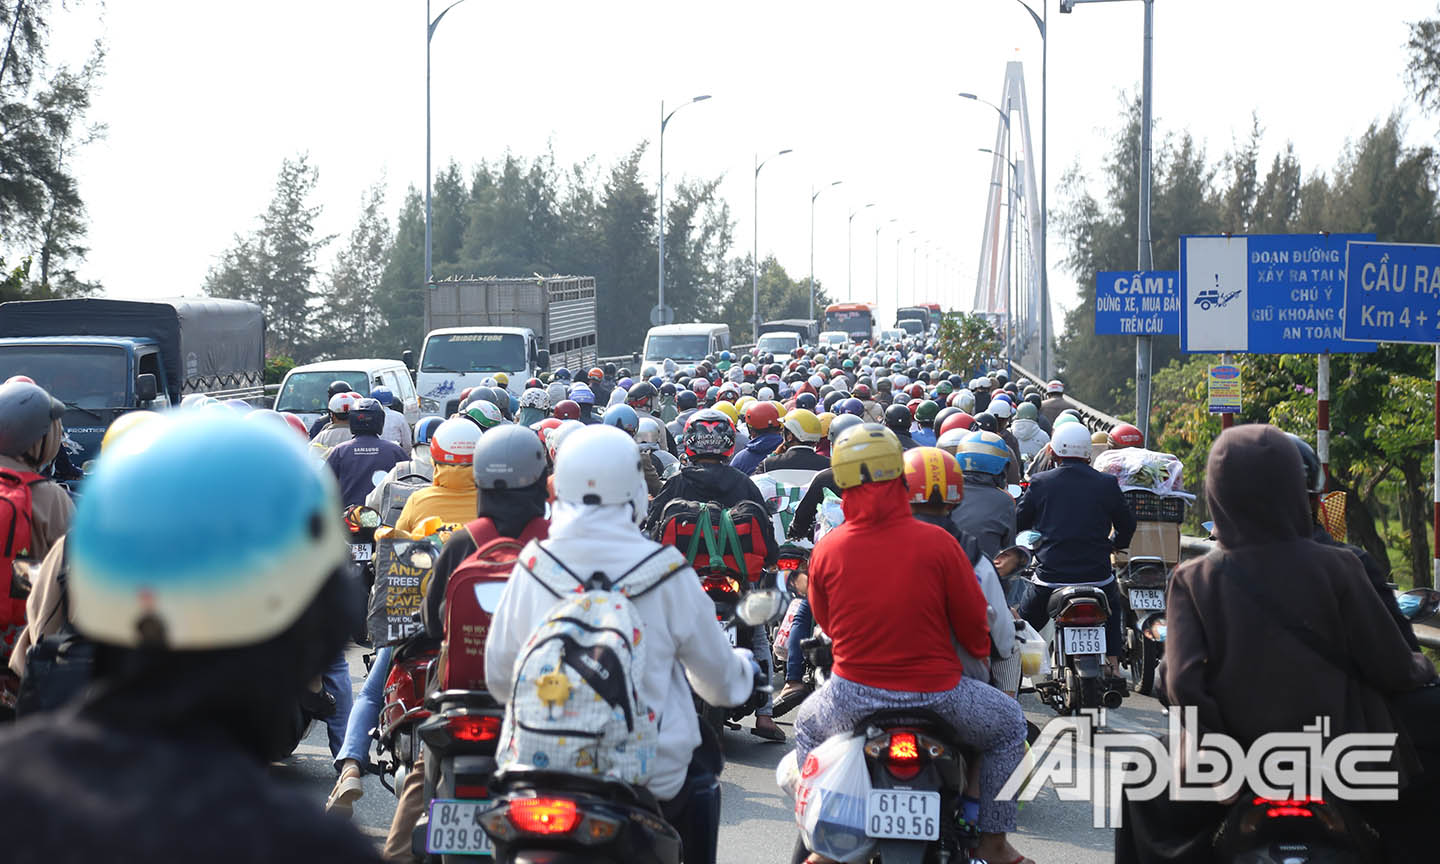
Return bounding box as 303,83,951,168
394,464,477,535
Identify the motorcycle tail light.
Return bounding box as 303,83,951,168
507,798,579,835
450,715,501,742
455,784,489,799
777,558,803,571
702,575,740,595
886,732,922,781
1057,599,1106,626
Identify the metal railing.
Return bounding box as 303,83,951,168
597,344,757,370
1010,360,1124,431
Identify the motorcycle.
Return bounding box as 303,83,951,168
1117,555,1168,696
693,570,784,737
476,595,780,864
770,545,816,718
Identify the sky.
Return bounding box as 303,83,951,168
45,0,1440,345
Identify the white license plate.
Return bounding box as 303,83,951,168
350,543,373,562
1129,588,1165,610
426,799,493,856
726,625,738,647
1062,626,1106,656
865,790,941,840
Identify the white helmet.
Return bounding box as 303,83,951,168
1051,422,1093,460
553,424,646,512
955,388,975,414
545,418,585,461
430,417,479,466
328,392,360,415
989,399,1013,419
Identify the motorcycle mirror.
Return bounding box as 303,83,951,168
1398,587,1440,623
372,469,389,487
1201,521,1216,540
398,542,436,570
1007,484,1023,499
472,581,505,613
737,588,785,627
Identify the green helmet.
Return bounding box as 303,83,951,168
936,381,954,396
1016,401,1039,421
915,400,940,424
842,359,855,369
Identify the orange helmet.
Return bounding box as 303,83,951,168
588,367,604,380
904,446,965,506
743,399,781,431
1109,423,1144,448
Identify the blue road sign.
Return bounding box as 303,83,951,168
1180,233,1377,354
1094,271,1179,335
1342,241,1440,344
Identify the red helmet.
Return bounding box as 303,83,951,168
903,446,965,506
5,375,35,385
908,400,921,416
905,383,925,400
458,387,475,403
938,411,974,436
794,347,806,358
1110,423,1144,448
553,399,580,421
684,409,737,459
589,367,604,380
853,383,872,399
532,416,563,444
692,378,709,395
744,400,781,431
281,412,309,439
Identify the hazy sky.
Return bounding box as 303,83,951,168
46,0,1440,343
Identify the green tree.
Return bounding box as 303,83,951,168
372,188,426,359
592,145,656,354
314,181,391,358
936,312,1000,375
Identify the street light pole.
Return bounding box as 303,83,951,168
1063,0,1153,442
873,218,895,305
810,180,842,321
847,203,874,301
426,0,469,286
657,94,712,324
897,230,914,314
753,148,793,342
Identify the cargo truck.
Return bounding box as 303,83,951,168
0,297,266,469
418,276,598,411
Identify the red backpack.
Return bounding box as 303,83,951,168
440,517,548,692
0,468,46,659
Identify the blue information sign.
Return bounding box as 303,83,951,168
1094,271,1179,335
1342,241,1440,344
1180,233,1377,354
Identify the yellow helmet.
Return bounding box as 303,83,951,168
735,395,756,413
781,408,824,443
771,400,787,419
712,401,740,424
831,423,905,490
101,410,166,454
817,412,836,437
1090,430,1109,445
493,372,510,387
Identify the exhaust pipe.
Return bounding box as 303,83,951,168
1101,689,1124,710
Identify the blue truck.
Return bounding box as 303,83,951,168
0,297,266,470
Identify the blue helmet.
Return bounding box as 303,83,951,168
838,397,865,417
369,386,395,408
554,367,572,382
720,351,733,362
955,430,1011,475
413,415,444,446
602,404,640,436
795,392,818,412
649,376,663,389
68,412,347,649
569,383,595,405
676,390,698,410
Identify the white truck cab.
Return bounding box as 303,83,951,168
276,358,421,431
415,326,547,413
642,323,731,372
755,330,802,362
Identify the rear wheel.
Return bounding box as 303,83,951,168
1079,676,1102,711
1131,637,1160,696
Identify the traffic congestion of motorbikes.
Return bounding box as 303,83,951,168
0,318,1436,864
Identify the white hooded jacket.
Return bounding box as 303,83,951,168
1011,417,1050,461
484,498,754,800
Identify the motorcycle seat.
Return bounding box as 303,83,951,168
490,769,663,816
852,708,960,743
1045,584,1111,619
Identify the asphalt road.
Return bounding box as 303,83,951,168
274,644,1158,863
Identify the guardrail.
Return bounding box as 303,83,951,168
597,344,757,371
1010,360,1125,432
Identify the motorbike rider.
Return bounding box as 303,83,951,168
1010,401,1050,462
883,402,920,450
516,387,550,427
485,424,760,864
627,380,678,454
311,391,359,453
323,398,407,508
758,408,829,473
1038,379,1077,424
569,382,601,425
0,412,384,863
644,409,785,742
794,424,1030,864
368,386,412,452
1016,421,1135,685
391,418,480,536
949,430,1018,564
1118,424,1438,864
788,414,863,540
911,400,940,447
587,366,613,406
730,401,786,475
604,404,662,495
308,379,354,438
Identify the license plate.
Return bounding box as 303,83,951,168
1062,626,1106,656
426,799,493,856
350,543,373,562
865,790,941,840
1129,588,1164,610
726,625,738,647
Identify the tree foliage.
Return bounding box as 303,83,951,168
936,312,1000,376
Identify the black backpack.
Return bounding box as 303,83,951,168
17,546,95,716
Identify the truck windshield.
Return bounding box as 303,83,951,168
0,344,127,409
276,371,371,413
756,335,798,354
422,333,526,373
646,334,711,362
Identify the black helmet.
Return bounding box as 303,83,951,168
627,381,658,410
883,403,912,434
973,412,998,433
0,381,65,458
349,398,386,436
472,424,548,490
327,380,353,397
821,392,844,412
1286,433,1325,494
676,390,698,411
683,409,737,460
602,362,617,377
876,378,893,392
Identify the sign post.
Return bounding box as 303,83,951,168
1342,239,1440,586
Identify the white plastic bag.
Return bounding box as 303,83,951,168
775,749,801,798
1092,447,1191,496
815,488,846,540
1017,619,1048,678
792,733,875,863
774,598,805,656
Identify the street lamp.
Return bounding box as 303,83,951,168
657,94,712,325
897,229,915,315
425,0,470,286
1062,0,1154,443
753,148,794,342
847,203,874,301
810,180,843,321
874,217,896,305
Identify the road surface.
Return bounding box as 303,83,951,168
274,644,1157,862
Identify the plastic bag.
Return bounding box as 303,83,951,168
815,487,846,541
1092,447,1192,497
774,598,805,656
1017,620,1048,678
792,733,875,863
775,749,801,798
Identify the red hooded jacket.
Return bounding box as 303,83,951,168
809,477,990,692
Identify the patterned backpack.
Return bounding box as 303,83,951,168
498,540,688,786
